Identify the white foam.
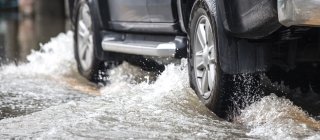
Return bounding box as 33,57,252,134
100,59,192,107
0,31,75,77
239,94,320,139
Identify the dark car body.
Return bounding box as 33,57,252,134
67,0,277,73
67,0,320,119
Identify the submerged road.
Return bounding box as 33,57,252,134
0,32,319,139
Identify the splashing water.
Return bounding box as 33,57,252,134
227,74,264,120
0,31,89,120
0,31,247,139
239,94,320,139
0,58,248,139
0,31,76,77
0,31,319,139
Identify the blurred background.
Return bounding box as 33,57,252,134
0,0,67,63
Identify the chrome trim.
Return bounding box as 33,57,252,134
278,0,320,27
177,0,187,33
64,0,70,18
102,36,186,57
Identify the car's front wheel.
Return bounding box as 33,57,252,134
74,1,119,83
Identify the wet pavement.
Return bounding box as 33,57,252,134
0,11,320,139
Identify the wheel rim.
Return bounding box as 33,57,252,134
193,15,217,100
77,3,94,71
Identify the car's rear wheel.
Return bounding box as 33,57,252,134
188,0,225,118
188,0,262,119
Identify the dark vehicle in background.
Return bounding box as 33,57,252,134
66,0,320,119
0,0,18,10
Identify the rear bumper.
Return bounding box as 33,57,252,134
278,0,320,27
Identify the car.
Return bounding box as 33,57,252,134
0,0,18,10
67,0,320,119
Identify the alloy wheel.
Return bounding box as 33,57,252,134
77,3,94,71
193,15,218,100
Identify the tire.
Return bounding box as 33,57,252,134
188,0,225,118
74,0,119,83
188,0,262,119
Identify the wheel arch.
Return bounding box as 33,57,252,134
178,0,195,33
187,0,270,74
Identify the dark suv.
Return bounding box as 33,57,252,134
67,0,320,118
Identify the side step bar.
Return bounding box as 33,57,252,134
101,35,186,57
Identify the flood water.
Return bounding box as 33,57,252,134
0,11,320,139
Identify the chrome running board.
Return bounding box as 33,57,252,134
101,35,186,57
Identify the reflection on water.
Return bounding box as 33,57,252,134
0,11,65,64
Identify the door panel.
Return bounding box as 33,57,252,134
147,0,174,23
108,0,174,23
106,0,179,34
108,0,150,22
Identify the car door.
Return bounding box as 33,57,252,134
107,0,178,34
108,0,150,22
147,0,175,23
